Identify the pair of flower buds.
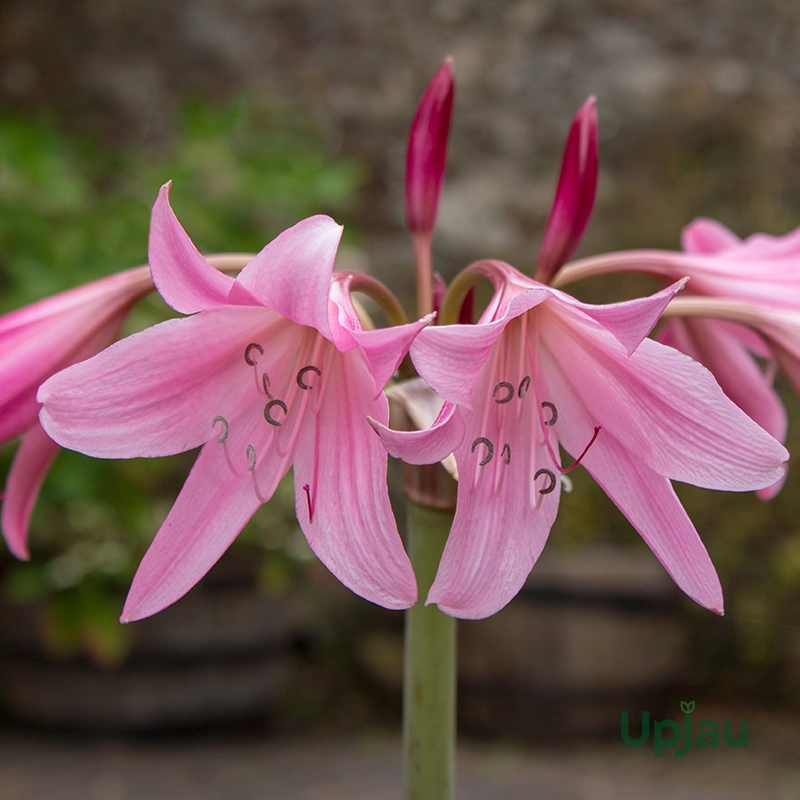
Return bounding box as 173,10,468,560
1,59,797,622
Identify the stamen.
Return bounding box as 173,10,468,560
541,402,557,426
501,443,511,465
471,437,494,466
262,373,273,399
245,445,257,472
264,399,288,426
244,343,263,366
518,376,531,398
493,381,514,404
212,415,229,443
534,468,557,495
297,365,321,390
303,483,314,522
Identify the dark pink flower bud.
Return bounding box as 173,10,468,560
405,58,455,236
535,97,599,285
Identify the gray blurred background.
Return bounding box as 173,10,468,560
1,1,800,798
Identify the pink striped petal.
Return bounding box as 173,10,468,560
540,301,788,491
426,368,560,619
542,347,723,612
121,440,264,622
291,349,417,609
235,216,342,339
1,422,60,560
39,307,296,458
148,184,235,313
535,97,598,284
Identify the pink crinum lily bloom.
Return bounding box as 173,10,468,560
553,218,800,498
39,184,428,621
1,266,153,558
375,260,788,619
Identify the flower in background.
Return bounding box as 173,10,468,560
375,260,789,619
0,266,153,559
39,184,430,621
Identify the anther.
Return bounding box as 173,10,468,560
245,445,256,472
493,381,514,404
501,443,511,465
244,343,263,366
518,376,531,398
212,415,229,443
541,401,558,426
262,373,273,399
534,468,557,494
471,437,494,466
264,399,288,426
297,365,321,390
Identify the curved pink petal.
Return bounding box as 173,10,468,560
411,283,550,408
371,398,464,466
235,216,342,339
0,390,40,443
557,279,687,356
1,422,60,560
121,440,265,622
542,347,723,612
39,307,297,458
426,361,561,619
681,218,741,254
539,300,788,492
405,57,454,235
535,97,598,285
291,349,417,610
148,183,235,314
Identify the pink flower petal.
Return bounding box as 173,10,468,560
370,398,464,466
540,301,788,492
542,348,723,612
557,279,687,356
148,184,235,313
426,361,561,619
535,97,598,285
235,216,343,339
291,349,417,609
681,218,741,254
1,422,60,560
121,440,265,622
405,57,454,235
39,307,297,458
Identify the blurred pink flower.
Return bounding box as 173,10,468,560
375,260,788,619
1,265,153,558
39,184,429,621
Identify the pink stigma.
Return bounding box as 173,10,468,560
302,483,314,522
560,425,601,474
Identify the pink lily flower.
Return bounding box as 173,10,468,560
374,260,788,619
1,266,154,558
534,96,599,286
38,184,429,621
553,218,800,498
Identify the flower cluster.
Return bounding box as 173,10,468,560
2,59,797,625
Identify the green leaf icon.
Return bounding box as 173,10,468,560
680,700,695,714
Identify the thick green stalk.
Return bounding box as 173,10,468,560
404,500,457,800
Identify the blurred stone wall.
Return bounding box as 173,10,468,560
1,0,799,299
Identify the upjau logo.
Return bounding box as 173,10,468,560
620,701,749,757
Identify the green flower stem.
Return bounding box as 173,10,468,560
404,500,457,800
